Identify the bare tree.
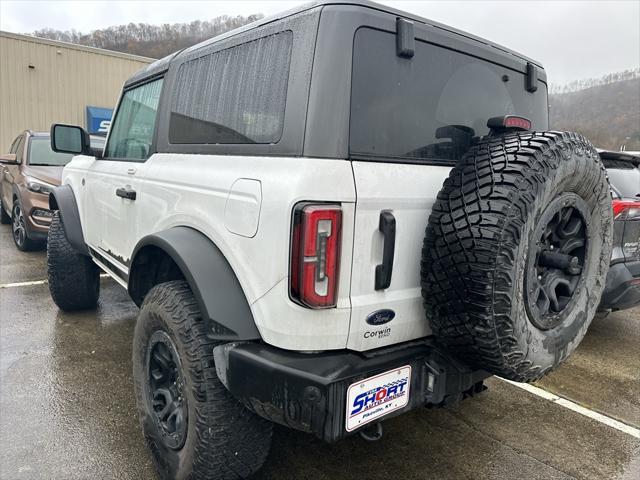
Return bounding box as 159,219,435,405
550,74,640,151
30,14,264,58
549,69,640,95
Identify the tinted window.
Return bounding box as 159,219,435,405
169,31,293,144
105,78,163,161
350,28,549,164
28,137,73,166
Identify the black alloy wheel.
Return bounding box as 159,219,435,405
133,281,273,479
525,193,589,330
147,330,188,450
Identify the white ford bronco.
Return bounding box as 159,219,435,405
46,1,613,478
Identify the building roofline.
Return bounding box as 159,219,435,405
0,30,155,63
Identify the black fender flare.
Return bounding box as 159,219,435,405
129,227,261,341
49,185,89,256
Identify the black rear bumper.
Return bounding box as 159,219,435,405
213,339,489,442
599,261,640,311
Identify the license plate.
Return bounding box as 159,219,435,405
345,365,411,432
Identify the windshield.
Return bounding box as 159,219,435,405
28,137,73,166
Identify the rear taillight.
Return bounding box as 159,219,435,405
612,199,640,220
290,204,342,308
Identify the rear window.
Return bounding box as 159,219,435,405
169,31,293,145
28,137,73,166
607,167,640,198
350,28,549,164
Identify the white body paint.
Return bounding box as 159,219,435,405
62,153,450,352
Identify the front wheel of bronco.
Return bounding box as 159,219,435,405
47,211,100,311
133,281,272,480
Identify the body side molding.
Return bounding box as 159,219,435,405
129,227,261,341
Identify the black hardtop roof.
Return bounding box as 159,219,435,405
125,0,544,87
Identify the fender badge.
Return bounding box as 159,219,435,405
366,309,395,326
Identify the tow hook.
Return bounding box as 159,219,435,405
359,422,383,442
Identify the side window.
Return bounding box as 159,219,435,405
105,78,163,161
169,31,293,144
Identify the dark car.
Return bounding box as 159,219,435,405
598,150,640,310
0,130,105,250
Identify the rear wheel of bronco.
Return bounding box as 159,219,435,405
133,280,272,480
421,131,612,382
47,211,100,310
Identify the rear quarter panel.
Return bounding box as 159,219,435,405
139,154,356,351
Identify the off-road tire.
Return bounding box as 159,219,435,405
0,196,10,224
421,131,612,382
133,280,272,480
47,211,100,310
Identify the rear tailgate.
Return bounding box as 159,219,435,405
606,163,640,262
345,26,548,352
622,209,640,262
348,162,451,351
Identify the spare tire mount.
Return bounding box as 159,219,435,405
525,192,590,330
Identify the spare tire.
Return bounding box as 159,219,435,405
421,131,612,382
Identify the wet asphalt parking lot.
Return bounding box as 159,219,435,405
1,222,639,480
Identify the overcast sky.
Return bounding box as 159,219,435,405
1,0,638,85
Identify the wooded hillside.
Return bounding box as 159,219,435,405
550,76,640,151
29,22,639,151
31,15,263,59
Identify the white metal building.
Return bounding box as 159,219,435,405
0,31,153,151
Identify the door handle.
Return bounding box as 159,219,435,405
115,187,136,200
375,210,396,290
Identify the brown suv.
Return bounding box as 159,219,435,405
0,130,104,250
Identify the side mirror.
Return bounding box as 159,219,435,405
0,153,18,164
50,124,91,155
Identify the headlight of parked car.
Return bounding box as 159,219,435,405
26,178,55,195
